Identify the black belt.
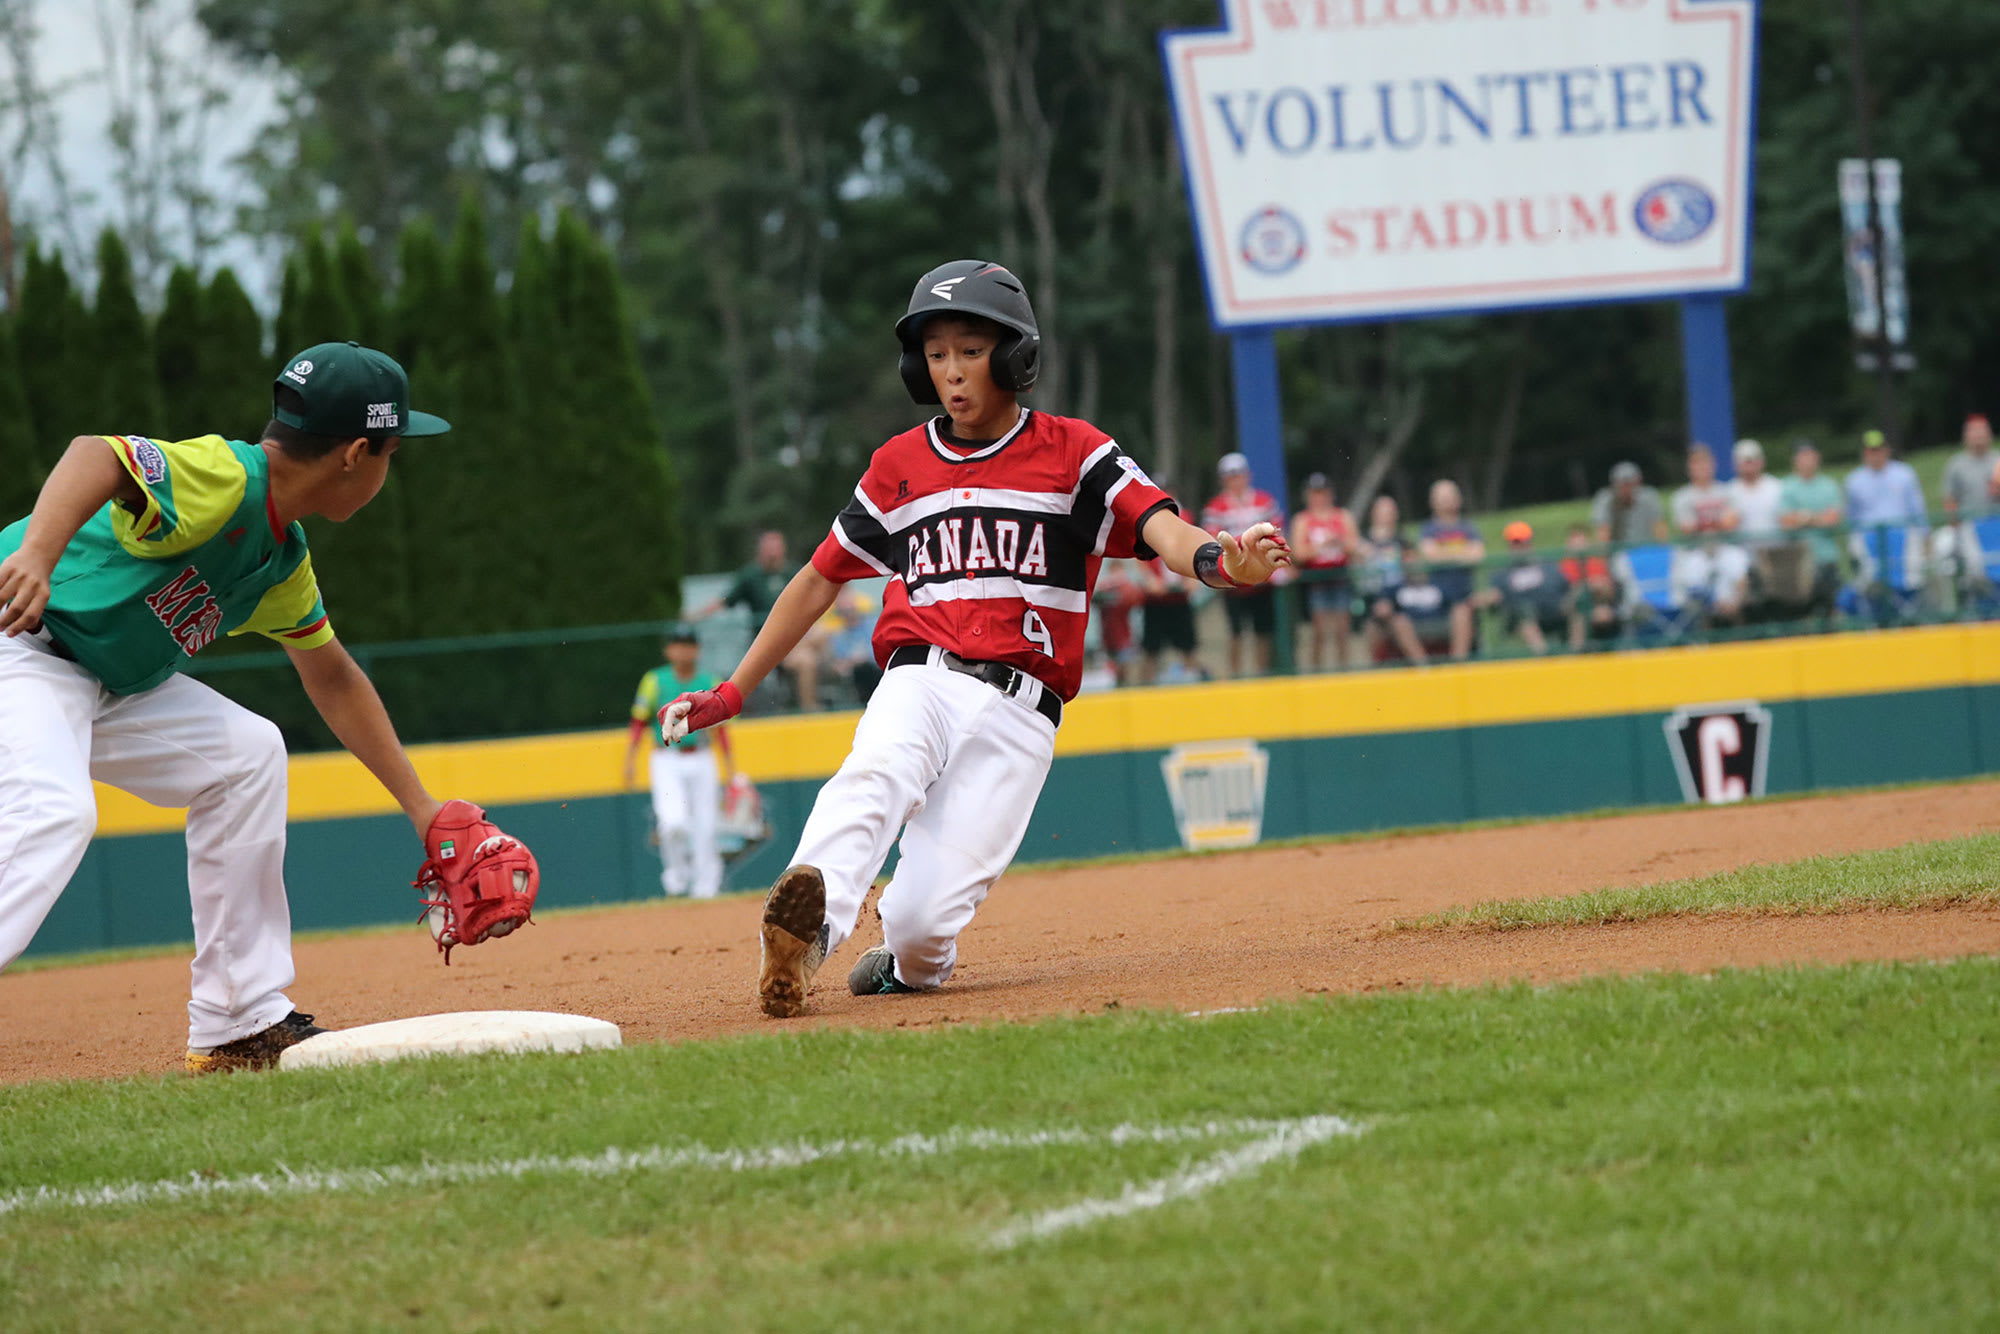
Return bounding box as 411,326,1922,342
886,646,1062,727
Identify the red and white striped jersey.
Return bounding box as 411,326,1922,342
811,408,1176,701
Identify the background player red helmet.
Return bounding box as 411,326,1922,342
894,259,1041,404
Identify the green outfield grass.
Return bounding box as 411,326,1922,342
3,957,1997,1332
1397,833,2000,932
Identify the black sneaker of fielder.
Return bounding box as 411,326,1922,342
185,1011,327,1074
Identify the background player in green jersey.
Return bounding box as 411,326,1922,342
624,624,735,897
0,342,500,1073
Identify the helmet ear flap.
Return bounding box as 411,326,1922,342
900,345,939,404
990,332,1041,393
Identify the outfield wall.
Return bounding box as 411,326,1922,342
26,623,2000,957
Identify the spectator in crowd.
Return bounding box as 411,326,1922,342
1289,471,1359,670
1417,479,1485,659
1358,494,1428,664
1845,430,1927,528
1201,452,1284,677
1559,523,1624,649
1671,442,1749,623
1731,437,1797,617
1471,521,1568,654
1940,414,1995,520
1092,559,1145,685
819,583,882,705
1777,438,1845,611
1729,440,1785,543
692,529,822,709
1136,553,1201,683
1590,460,1668,547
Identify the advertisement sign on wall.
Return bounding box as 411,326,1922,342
1838,157,1912,362
1163,0,1760,329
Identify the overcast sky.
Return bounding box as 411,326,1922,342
15,0,281,300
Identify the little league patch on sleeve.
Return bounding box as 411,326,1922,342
439,840,457,860
131,438,167,484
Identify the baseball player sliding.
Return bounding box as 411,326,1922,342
663,260,1290,1017
0,342,538,1073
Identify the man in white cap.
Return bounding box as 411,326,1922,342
1201,453,1284,676
1728,439,1785,545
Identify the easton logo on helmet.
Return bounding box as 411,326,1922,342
930,277,967,300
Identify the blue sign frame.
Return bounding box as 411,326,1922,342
1159,0,1763,491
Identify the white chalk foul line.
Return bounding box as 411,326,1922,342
0,1116,1365,1237
985,1115,1360,1249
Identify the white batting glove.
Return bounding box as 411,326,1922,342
1219,522,1293,585
660,699,694,744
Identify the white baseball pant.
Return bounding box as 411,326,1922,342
649,745,722,898
789,650,1057,989
0,630,299,1048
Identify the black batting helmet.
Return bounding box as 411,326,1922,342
894,259,1040,404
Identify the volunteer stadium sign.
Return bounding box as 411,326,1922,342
1163,0,1759,328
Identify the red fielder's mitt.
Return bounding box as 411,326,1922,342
414,800,540,963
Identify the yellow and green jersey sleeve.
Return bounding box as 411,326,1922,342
1,434,339,693
230,553,335,650
105,435,250,558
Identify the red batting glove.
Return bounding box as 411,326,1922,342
659,681,743,744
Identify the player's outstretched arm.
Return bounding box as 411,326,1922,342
1142,510,1292,589
286,637,443,836
0,436,145,636
660,565,841,742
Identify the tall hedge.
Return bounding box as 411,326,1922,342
156,264,207,440
3,209,680,647
202,268,271,439
0,315,40,522
15,244,92,450
90,231,162,437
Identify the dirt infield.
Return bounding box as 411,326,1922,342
5,782,1998,1085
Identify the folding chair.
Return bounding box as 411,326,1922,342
1613,544,1694,643
1840,525,1928,623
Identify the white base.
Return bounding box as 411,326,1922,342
278,1011,622,1070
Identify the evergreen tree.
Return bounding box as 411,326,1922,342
272,255,305,362
334,219,386,348
399,195,518,616
298,230,408,641
16,245,94,450
299,232,357,346
90,230,162,434
551,209,679,623
202,268,271,440
156,264,207,440
0,315,41,522
390,217,448,379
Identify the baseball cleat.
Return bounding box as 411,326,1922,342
758,865,827,1018
847,944,924,996
184,1010,326,1074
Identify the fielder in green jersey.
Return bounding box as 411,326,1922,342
0,341,506,1075
624,624,735,897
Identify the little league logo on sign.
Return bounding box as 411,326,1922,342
1240,205,1308,274
1161,740,1271,851
1664,701,1771,805
1633,178,1718,244
1162,0,1758,327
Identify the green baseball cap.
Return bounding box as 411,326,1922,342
272,341,451,439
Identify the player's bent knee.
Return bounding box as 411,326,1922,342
222,712,288,785
877,898,953,969
29,785,98,854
